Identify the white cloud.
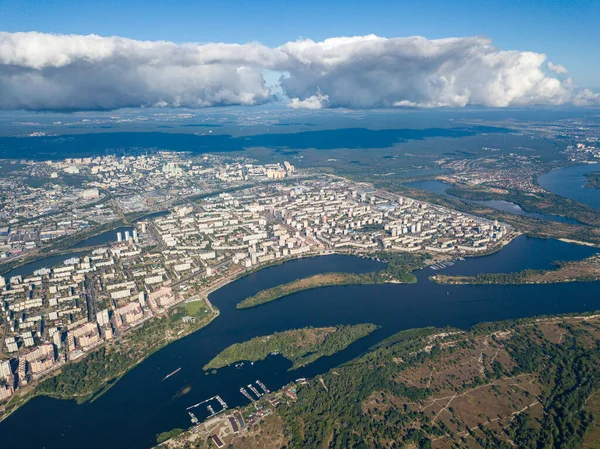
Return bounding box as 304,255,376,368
288,90,329,109
547,61,568,75
0,32,597,111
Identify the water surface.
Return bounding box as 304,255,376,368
538,164,600,211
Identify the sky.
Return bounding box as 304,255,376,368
0,0,598,111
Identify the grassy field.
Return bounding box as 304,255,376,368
204,324,378,371
184,300,209,316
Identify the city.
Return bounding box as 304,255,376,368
0,155,512,406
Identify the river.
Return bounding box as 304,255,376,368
70,226,134,249
1,226,134,279
1,236,599,449
538,163,600,211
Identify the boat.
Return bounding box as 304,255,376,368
161,367,181,381
188,412,199,425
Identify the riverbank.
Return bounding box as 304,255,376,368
431,253,600,285
203,324,378,371
0,220,130,277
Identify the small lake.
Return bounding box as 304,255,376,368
538,164,600,211
1,237,599,449
407,180,579,224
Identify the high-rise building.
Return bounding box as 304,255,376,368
0,360,11,379
124,230,131,241
117,232,122,242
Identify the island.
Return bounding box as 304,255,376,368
586,171,600,189
238,272,389,309
432,253,600,285
444,182,600,227
203,324,378,371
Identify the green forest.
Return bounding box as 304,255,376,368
275,318,600,448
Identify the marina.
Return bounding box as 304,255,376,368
239,387,254,402
256,380,270,394
429,257,463,270
186,394,228,419
247,384,262,399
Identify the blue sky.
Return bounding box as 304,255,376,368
1,0,598,89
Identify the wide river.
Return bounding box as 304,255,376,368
1,236,599,449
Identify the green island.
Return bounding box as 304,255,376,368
160,313,600,449
237,251,427,309
432,253,600,285
585,171,600,189
203,324,378,371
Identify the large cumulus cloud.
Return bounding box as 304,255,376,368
0,32,597,110
0,32,280,110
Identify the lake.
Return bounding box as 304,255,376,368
538,164,600,211
407,180,580,224
1,236,599,449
